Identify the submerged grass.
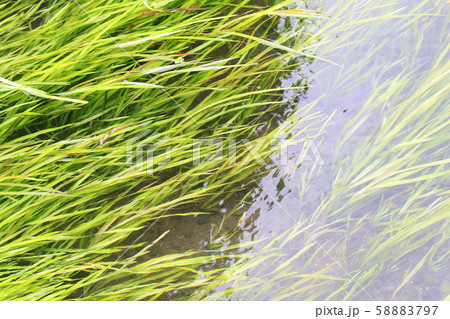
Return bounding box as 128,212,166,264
0,0,321,300
195,0,449,301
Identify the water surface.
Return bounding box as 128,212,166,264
203,0,449,300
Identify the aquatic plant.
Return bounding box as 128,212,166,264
194,0,449,301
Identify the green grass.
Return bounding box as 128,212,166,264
2,0,447,301
0,0,321,300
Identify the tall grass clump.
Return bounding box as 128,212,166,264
0,0,323,300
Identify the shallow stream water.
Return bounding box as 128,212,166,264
138,0,449,300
